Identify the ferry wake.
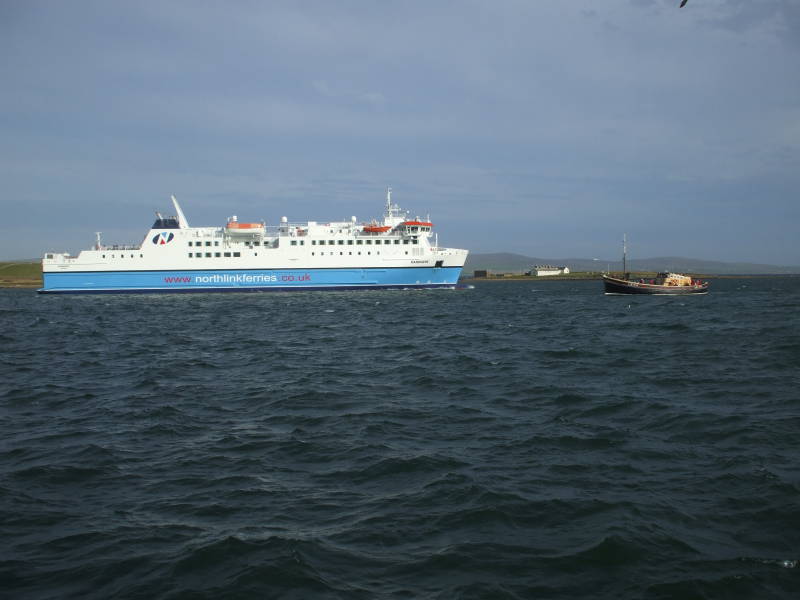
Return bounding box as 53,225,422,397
39,189,468,294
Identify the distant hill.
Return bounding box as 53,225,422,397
464,253,800,275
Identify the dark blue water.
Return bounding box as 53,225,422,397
2,279,799,599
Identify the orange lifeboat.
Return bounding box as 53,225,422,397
226,222,263,230
363,224,391,233
226,219,265,235
401,220,433,228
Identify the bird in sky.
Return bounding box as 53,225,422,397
680,0,688,7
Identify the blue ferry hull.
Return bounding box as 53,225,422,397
38,266,463,294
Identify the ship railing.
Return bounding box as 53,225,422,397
98,244,141,250
46,253,81,263
273,224,362,237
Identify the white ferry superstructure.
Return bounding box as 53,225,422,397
39,189,468,294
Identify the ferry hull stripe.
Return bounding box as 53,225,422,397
39,267,462,294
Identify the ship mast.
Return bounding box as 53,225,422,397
383,186,406,226
384,186,398,221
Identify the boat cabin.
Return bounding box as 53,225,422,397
655,272,694,286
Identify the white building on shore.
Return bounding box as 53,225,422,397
531,265,570,276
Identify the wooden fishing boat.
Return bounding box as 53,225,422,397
603,272,708,295
603,234,708,295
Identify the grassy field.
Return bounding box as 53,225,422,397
460,271,710,281
462,271,623,281
0,261,42,287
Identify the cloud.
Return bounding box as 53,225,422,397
1,1,799,263
700,0,800,45
312,80,385,106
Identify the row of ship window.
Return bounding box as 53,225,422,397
310,251,413,256
187,251,412,258
187,239,417,247
292,239,417,246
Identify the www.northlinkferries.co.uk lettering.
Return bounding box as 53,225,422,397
163,273,312,284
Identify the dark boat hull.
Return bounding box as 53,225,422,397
602,276,708,295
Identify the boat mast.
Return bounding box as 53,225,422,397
623,233,627,276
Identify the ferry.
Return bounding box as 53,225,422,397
39,189,468,294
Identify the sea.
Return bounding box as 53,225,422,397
1,278,799,599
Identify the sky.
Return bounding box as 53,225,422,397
1,0,799,264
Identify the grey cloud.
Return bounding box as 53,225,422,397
1,0,799,263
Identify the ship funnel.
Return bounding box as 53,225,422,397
171,195,190,229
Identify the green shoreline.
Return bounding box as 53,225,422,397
461,272,800,282
0,262,42,288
